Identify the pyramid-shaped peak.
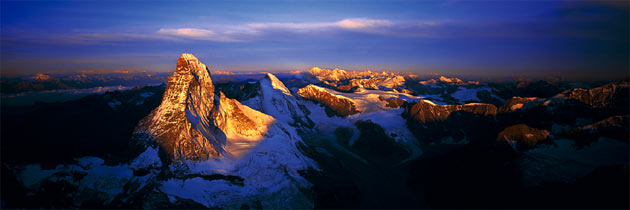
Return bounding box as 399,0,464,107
263,73,291,96
265,73,282,82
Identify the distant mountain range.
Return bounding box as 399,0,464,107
0,72,169,94
2,54,627,209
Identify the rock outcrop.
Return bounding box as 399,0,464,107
498,97,537,113
378,96,406,108
403,100,497,123
566,115,630,145
403,80,629,147
562,80,629,110
497,124,550,149
297,85,360,117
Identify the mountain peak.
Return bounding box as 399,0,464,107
264,73,291,96
134,53,220,161
438,76,463,84
133,53,282,161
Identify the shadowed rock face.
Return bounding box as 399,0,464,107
566,115,630,145
297,85,360,117
352,120,410,162
378,96,406,108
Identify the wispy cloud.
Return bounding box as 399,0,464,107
2,31,179,45
61,33,175,43
336,18,392,29
1,18,452,45
157,28,215,38
155,18,447,42
155,28,240,42
7,10,624,46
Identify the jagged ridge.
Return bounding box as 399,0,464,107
297,84,360,117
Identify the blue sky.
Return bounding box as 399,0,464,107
1,0,628,79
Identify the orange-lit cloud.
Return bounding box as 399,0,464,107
336,18,391,29
157,28,215,38
151,18,446,42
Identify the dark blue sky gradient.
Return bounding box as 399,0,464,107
1,0,628,79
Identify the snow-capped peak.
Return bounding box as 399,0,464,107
264,73,292,96
254,73,313,127
307,67,350,81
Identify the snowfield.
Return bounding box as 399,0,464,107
297,86,424,162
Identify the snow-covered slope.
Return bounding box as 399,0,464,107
378,75,406,89
297,85,424,160
159,73,317,208
255,73,312,127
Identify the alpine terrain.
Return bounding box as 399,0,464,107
2,54,628,209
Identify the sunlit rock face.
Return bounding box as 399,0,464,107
297,84,360,117
307,67,351,82
346,75,405,90
498,96,538,113
133,53,274,161
562,80,629,110
213,91,275,141
497,124,550,149
438,76,463,84
403,100,497,123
